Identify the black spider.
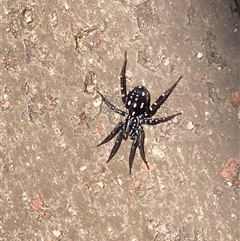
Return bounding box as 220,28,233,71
97,51,182,174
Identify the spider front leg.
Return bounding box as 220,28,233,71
120,51,127,105
142,112,182,125
145,76,182,118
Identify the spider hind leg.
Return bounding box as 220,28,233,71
97,122,124,147
138,128,150,171
129,137,138,174
107,128,124,164
128,128,149,174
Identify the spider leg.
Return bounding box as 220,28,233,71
120,51,127,105
129,136,138,174
107,128,124,164
97,122,124,147
142,113,182,125
98,91,126,116
145,76,182,117
138,127,150,171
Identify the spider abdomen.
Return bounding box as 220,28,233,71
125,86,150,117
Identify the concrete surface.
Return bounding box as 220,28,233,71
1,0,240,240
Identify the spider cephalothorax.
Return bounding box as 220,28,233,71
97,51,182,174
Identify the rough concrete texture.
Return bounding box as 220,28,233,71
1,0,240,240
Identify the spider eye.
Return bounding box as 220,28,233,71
126,86,150,116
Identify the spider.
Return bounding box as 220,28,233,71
97,51,182,174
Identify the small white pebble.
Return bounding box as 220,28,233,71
187,121,194,130
108,226,112,233
196,52,203,59
96,182,105,188
187,121,195,130
117,178,123,186
162,57,170,66
93,96,102,107
64,3,70,11
160,184,165,190
237,111,240,120
80,166,87,172
172,114,180,123
152,145,165,159
53,230,61,237
25,14,33,23
204,111,210,117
